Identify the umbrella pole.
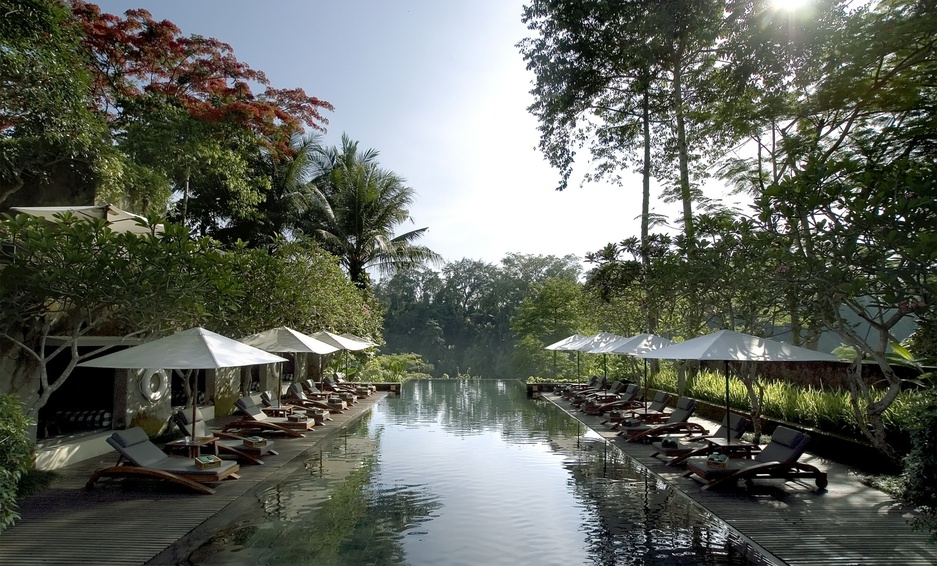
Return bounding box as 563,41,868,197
577,351,581,383
552,351,557,380
725,361,731,442
278,361,283,407
643,358,648,417
190,370,197,442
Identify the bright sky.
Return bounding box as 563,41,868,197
93,0,687,266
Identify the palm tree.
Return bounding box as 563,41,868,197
218,133,322,246
297,134,441,289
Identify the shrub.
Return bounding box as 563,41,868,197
647,366,922,441
900,391,937,542
358,353,433,383
0,394,33,532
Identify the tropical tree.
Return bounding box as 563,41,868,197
0,214,236,420
69,2,333,224
520,0,738,246
217,133,324,246
297,134,440,289
511,276,587,379
721,0,937,459
0,0,106,206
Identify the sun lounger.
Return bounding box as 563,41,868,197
300,380,331,399
174,407,277,465
585,383,640,416
618,397,702,442
222,396,311,437
285,383,339,416
651,412,750,465
578,380,627,410
606,391,669,427
86,427,240,495
560,375,600,399
568,375,607,404
684,425,828,490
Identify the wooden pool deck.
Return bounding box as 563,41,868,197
546,391,937,565
0,392,388,566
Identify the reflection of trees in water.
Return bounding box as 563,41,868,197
559,436,748,565
384,379,582,439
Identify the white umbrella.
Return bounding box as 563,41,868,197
544,333,589,351
312,330,374,379
312,330,373,351
635,329,845,440
544,333,588,380
340,332,378,347
574,332,629,379
597,333,675,417
11,204,164,235
240,327,339,404
552,332,626,381
241,327,339,355
80,327,287,433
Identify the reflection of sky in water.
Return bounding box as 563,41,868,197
190,380,751,566
374,413,597,564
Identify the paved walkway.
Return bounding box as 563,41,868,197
545,391,937,566
0,393,388,566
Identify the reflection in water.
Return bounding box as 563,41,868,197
189,380,753,565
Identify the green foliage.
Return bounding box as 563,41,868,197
0,0,106,203
218,240,382,339
376,254,582,379
0,394,32,532
648,366,924,440
900,391,937,542
358,353,433,383
296,134,440,289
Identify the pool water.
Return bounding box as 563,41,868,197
188,379,755,565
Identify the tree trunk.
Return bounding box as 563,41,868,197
672,42,694,244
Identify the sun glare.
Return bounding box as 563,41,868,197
773,0,810,10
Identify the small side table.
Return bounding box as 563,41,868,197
165,436,219,459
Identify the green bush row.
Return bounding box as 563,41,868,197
646,367,925,439
0,394,33,532
526,368,925,441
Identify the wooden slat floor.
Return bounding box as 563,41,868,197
0,393,388,566
547,392,937,566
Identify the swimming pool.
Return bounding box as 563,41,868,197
188,379,754,565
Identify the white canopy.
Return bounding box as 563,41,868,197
312,330,373,351
544,333,589,351
566,332,627,352
635,329,845,362
10,204,164,235
240,326,339,355
79,327,287,369
594,333,675,356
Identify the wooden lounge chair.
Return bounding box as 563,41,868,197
173,407,278,465
579,380,627,411
222,396,310,437
606,391,669,427
684,425,828,491
651,412,751,465
585,383,640,416
560,375,600,399
86,427,240,495
285,383,339,416
569,375,608,405
619,397,703,442
300,380,331,400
